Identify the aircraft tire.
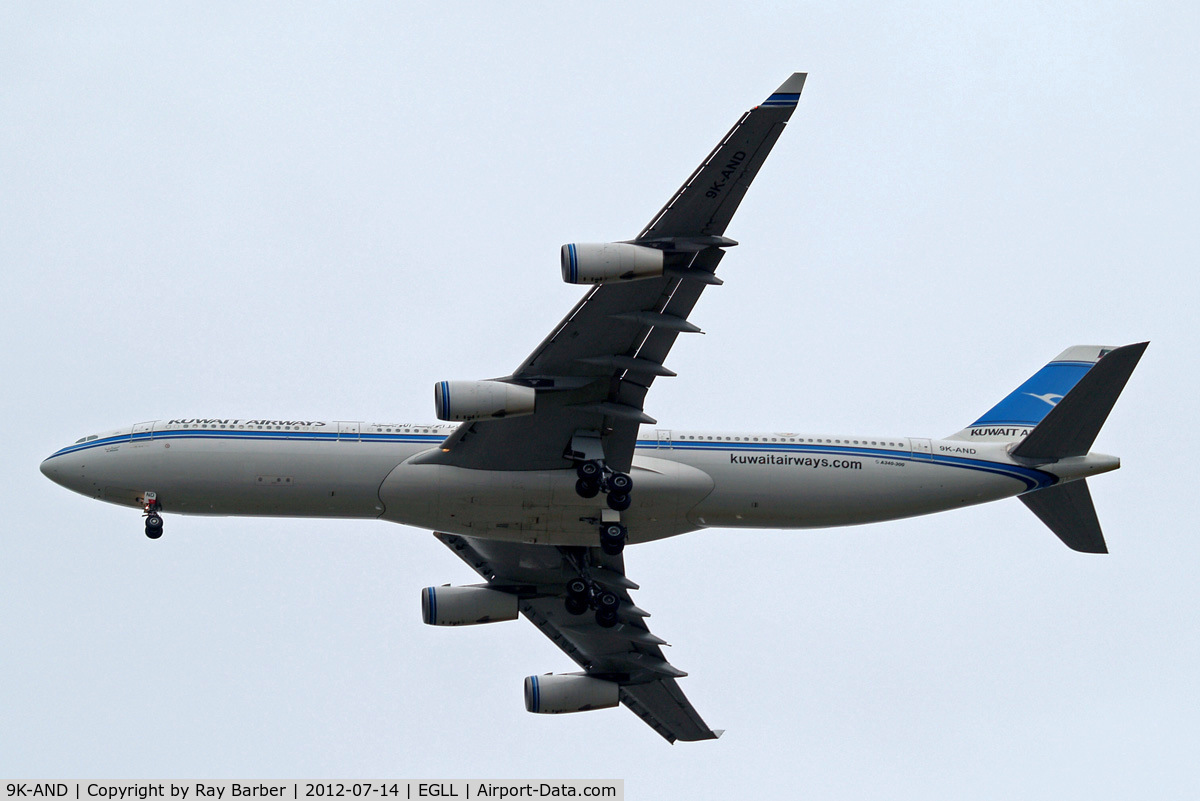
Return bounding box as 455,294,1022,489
609,472,633,494
567,578,589,597
577,460,603,481
606,492,631,512
596,590,619,612
146,513,163,529
564,596,589,616
600,537,624,556
145,526,163,540
595,608,618,628
575,478,599,499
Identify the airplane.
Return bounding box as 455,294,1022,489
39,73,1147,743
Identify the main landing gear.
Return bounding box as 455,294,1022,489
573,459,633,513
143,492,163,540
562,553,623,629
573,458,633,554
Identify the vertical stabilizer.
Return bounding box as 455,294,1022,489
1011,342,1148,461
948,345,1117,443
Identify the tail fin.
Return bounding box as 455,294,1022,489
1011,342,1148,461
948,345,1125,443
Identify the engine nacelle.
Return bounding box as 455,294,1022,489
421,585,519,626
523,673,620,714
561,243,664,285
433,380,536,422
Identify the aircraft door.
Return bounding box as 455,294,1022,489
656,429,672,449
133,421,155,440
337,421,360,442
910,438,933,460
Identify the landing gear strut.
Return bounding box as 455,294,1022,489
143,492,163,540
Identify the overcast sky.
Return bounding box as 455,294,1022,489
3,2,1198,798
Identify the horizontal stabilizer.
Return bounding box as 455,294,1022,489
1012,342,1148,461
1019,479,1107,553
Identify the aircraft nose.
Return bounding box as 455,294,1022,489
40,456,61,483
40,452,92,496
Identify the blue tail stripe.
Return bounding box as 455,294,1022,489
970,360,1094,428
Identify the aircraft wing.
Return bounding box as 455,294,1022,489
426,74,807,473
435,532,722,743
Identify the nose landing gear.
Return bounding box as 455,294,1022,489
142,492,163,539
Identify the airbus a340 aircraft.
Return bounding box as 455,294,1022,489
40,74,1146,743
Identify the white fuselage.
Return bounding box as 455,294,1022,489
39,419,1121,545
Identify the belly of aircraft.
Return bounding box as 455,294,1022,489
74,437,412,518
378,454,715,545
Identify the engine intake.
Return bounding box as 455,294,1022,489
523,673,620,714
561,243,664,285
434,380,536,422
422,585,519,626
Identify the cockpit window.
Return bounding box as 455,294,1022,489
75,437,86,444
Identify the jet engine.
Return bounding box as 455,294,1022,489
421,585,519,626
561,243,664,285
433,380,536,422
523,673,620,714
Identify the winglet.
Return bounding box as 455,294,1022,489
762,73,807,107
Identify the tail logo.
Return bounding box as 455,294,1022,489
1024,392,1064,407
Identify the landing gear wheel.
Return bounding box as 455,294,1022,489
576,460,603,481
146,513,163,529
596,590,620,612
606,492,631,512
608,472,633,494
599,522,627,555
566,578,589,598
575,478,599,499
145,525,163,540
595,608,619,628
564,595,588,616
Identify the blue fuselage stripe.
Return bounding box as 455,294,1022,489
46,430,1054,491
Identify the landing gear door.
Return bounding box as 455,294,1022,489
337,421,360,442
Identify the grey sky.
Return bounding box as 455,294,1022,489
3,2,1198,797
